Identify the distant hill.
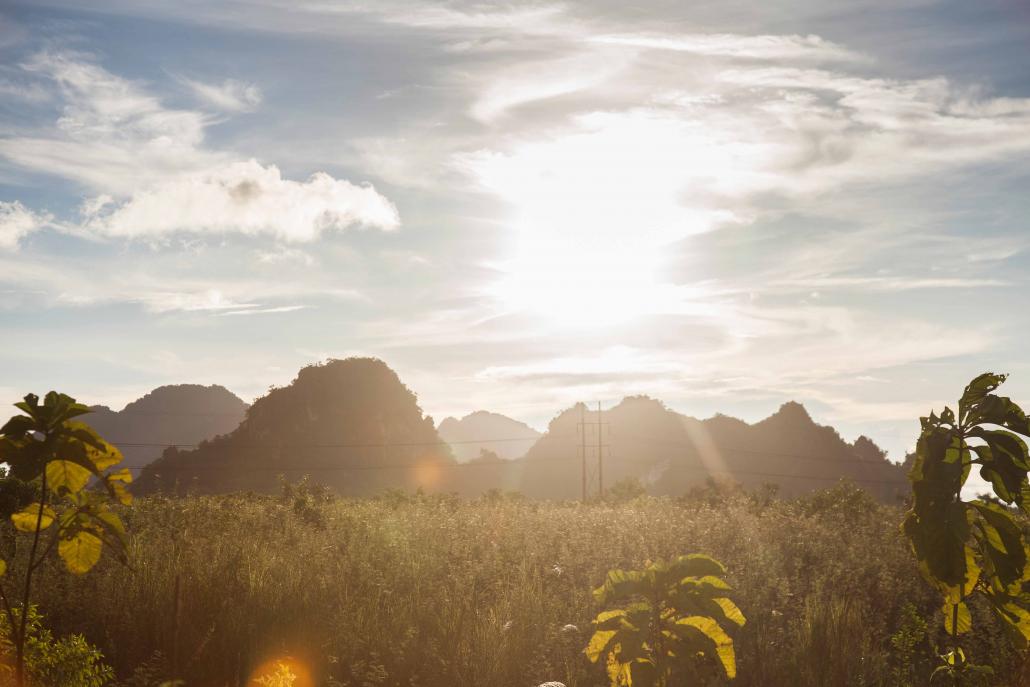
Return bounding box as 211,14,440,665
134,358,453,495
446,396,908,502
84,384,248,474
437,411,541,461
126,364,907,501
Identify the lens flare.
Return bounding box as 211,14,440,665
247,656,312,687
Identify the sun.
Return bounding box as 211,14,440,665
468,110,740,328
493,241,671,328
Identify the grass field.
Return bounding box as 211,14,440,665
19,483,1030,686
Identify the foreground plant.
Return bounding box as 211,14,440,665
585,554,744,686
903,373,1030,679
0,392,132,686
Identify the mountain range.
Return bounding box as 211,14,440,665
84,384,248,474
78,358,907,501
437,411,541,461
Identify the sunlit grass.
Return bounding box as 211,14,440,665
25,486,1030,686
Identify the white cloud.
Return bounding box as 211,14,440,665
221,305,310,316
0,77,51,103
137,289,255,313
0,201,50,249
590,33,862,62
0,53,399,243
176,75,262,112
1,51,218,194
82,159,398,242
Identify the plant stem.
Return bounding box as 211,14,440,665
15,452,48,687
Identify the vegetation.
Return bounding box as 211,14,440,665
0,392,132,686
586,554,744,685
1,373,1028,686
0,606,113,687
5,482,1022,686
903,372,1030,683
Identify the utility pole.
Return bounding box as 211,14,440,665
580,404,587,502
579,401,609,501
597,401,604,499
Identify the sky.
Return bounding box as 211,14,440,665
2,0,1030,464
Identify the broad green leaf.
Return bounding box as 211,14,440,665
943,436,965,464
943,601,972,635
85,440,123,472
625,658,657,687
58,530,103,574
594,609,628,631
46,459,92,494
960,373,1007,421
594,569,648,604
676,615,736,678
11,503,56,532
713,597,746,627
109,479,132,506
585,629,617,663
973,501,1026,586
94,509,128,547
967,392,1030,436
665,554,726,580
678,574,732,595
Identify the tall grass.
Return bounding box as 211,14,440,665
22,484,1030,686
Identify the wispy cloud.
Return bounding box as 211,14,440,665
175,75,262,112
221,304,310,316
0,201,50,249
590,33,863,62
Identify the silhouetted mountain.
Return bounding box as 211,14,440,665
135,358,453,495
447,396,908,502
437,411,541,461
84,384,248,474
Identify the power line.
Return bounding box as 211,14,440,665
103,436,903,469
615,433,904,467
125,455,584,472
121,450,906,488
105,434,552,450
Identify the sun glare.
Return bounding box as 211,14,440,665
470,111,750,327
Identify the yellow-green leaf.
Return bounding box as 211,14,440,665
585,629,617,663
11,503,56,532
0,559,6,576
59,530,103,574
943,601,972,635
942,547,980,603
110,480,132,506
107,467,132,483
714,597,746,627
677,615,736,678
46,459,92,494
87,441,122,471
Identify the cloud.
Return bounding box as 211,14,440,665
0,52,399,243
0,201,50,249
1,51,217,194
590,33,862,62
136,289,254,313
176,75,262,112
220,305,310,316
81,159,398,241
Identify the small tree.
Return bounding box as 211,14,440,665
903,373,1030,682
585,554,744,686
0,392,132,686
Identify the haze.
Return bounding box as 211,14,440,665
2,0,1030,465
